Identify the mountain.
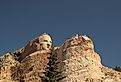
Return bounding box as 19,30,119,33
0,33,121,82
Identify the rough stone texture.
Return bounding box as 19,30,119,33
19,33,52,61
0,33,52,82
0,53,19,82
11,51,50,82
56,35,121,82
0,33,121,82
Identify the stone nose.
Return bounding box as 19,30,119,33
47,44,50,48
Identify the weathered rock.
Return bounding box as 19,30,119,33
11,51,50,82
56,35,121,82
0,53,19,82
0,33,52,82
19,33,52,61
0,33,121,82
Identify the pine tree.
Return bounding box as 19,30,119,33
40,48,66,82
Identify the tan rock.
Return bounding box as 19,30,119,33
0,33,52,82
0,33,121,82
11,51,50,82
0,53,19,82
56,35,121,82
19,33,52,61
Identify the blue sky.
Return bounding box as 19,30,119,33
0,0,121,67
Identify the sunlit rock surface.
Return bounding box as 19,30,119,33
0,33,121,82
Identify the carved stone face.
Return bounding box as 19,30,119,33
39,34,52,50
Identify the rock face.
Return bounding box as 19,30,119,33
0,33,121,82
0,53,19,82
12,51,50,82
19,33,52,61
0,33,52,82
56,35,121,82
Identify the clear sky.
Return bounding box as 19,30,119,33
0,0,121,67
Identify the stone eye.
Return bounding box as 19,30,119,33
44,40,48,42
50,41,52,43
40,44,43,46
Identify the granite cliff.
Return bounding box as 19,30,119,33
0,33,121,82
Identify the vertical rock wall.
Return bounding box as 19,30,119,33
56,35,121,82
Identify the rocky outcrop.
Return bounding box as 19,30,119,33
11,51,50,82
0,52,19,82
19,33,52,61
0,33,52,82
56,35,121,82
0,33,121,82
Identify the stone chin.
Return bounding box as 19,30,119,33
41,44,52,50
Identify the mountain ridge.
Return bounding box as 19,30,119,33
0,33,121,82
